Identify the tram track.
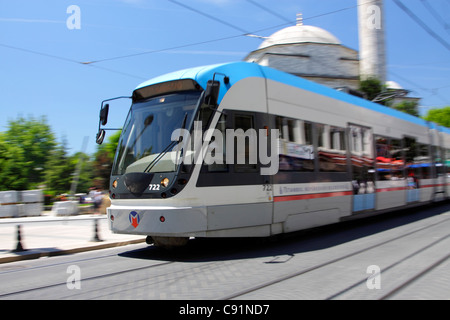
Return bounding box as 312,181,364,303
219,214,450,300
1,206,449,299
379,250,450,300
0,244,235,299
0,258,175,298
327,232,450,299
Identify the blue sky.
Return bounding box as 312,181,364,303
1,0,449,155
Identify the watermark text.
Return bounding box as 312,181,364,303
171,121,280,175
66,5,81,30
67,265,81,290
366,5,382,30
366,265,381,290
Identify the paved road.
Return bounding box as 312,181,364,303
0,203,449,303
0,214,144,263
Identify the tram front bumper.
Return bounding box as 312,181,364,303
107,205,207,237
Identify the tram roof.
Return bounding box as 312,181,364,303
135,61,450,135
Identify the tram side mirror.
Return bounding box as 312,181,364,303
100,104,109,126
204,80,220,106
96,129,106,145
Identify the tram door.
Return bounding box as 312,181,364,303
431,129,446,200
432,145,446,200
349,124,376,213
404,137,420,203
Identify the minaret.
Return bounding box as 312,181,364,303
358,0,386,83
296,13,303,26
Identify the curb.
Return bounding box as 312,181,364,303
0,238,146,264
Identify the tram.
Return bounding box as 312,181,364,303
96,62,450,247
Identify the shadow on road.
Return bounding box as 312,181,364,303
119,201,450,263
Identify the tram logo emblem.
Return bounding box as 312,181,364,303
129,211,140,228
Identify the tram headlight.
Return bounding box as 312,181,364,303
161,177,170,188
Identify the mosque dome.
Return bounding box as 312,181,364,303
258,25,341,50
244,22,359,91
385,81,403,90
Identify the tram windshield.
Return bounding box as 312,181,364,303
112,91,201,175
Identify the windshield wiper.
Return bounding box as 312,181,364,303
144,113,188,173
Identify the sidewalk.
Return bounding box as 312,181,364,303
0,212,146,264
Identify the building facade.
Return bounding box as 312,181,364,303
244,24,360,90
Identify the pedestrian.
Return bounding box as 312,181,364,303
90,187,103,214
94,188,104,215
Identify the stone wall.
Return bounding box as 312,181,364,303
0,190,43,218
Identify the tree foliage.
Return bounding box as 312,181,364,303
423,106,450,128
0,116,121,196
0,132,26,190
72,152,94,195
359,77,384,103
0,116,97,196
359,78,420,117
0,116,56,190
44,140,75,196
93,130,121,190
392,100,420,117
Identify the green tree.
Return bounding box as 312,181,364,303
424,106,450,128
0,116,56,190
0,133,27,190
71,152,94,194
44,143,95,196
44,139,75,196
93,130,121,190
359,78,421,117
392,100,420,117
359,77,384,103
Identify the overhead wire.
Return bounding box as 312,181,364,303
2,0,448,105
85,1,370,65
81,34,245,64
167,0,249,34
390,71,449,106
245,0,291,23
420,0,450,35
391,0,450,105
0,42,147,80
0,42,79,64
393,0,450,52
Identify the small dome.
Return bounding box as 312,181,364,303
385,81,403,90
258,25,341,49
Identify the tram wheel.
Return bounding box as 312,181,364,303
152,236,189,248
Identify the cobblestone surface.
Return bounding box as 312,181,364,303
0,205,449,300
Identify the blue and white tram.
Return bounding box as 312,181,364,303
97,62,450,247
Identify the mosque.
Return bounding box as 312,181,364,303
244,19,361,91
243,0,419,105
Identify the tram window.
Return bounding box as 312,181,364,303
277,116,314,172
350,126,375,193
234,114,258,173
276,116,283,139
207,113,228,172
446,149,450,176
376,137,390,180
197,101,214,129
391,139,404,179
276,116,310,143
404,137,421,181
418,143,431,179
276,117,292,141
318,124,347,172
432,146,443,177
376,137,404,180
